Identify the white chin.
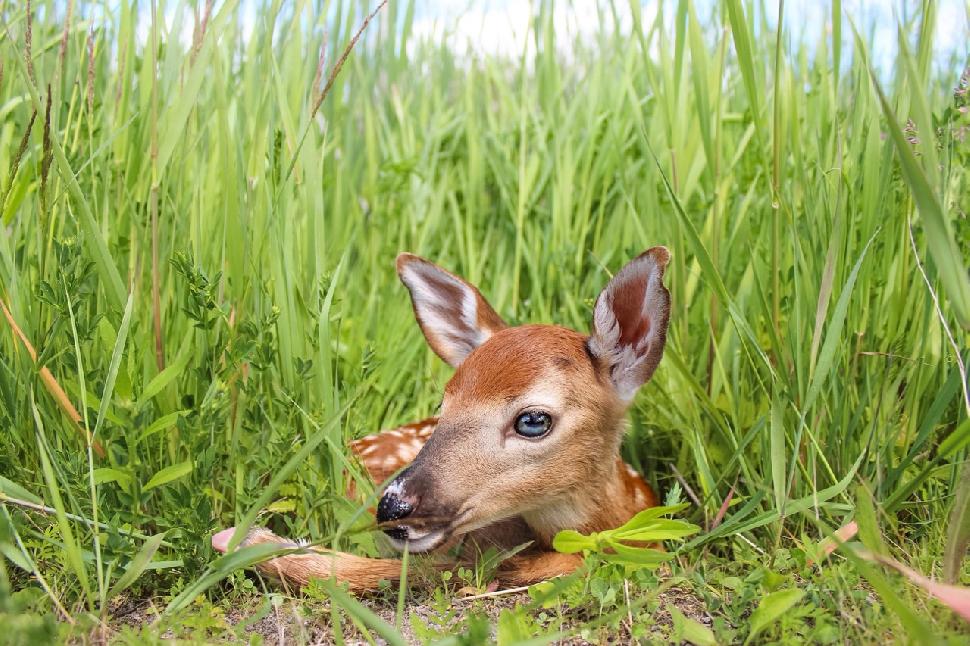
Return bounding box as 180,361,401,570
386,527,446,553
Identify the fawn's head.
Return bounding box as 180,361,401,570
376,248,670,552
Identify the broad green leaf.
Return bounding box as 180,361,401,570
0,541,32,572
0,511,33,571
600,542,673,568
93,468,132,488
551,530,593,554
136,410,188,445
613,504,690,533
745,588,804,644
613,522,700,542
143,461,193,492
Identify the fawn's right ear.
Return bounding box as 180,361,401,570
396,254,507,367
587,247,671,401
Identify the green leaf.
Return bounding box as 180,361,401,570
136,410,188,445
321,578,408,646
745,588,805,644
855,484,888,556
107,533,165,600
670,606,717,646
943,461,970,583
612,504,690,533
496,608,533,646
724,0,764,139
554,504,698,557
136,337,194,409
93,468,132,488
613,521,700,542
93,292,133,437
142,461,193,492
600,542,673,568
0,541,33,572
0,511,34,572
551,530,594,554
0,476,43,505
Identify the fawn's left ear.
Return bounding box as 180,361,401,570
587,246,671,401
397,253,507,367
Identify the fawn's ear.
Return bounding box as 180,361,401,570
587,247,671,401
396,253,507,367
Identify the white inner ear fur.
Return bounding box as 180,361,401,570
400,262,490,361
589,257,668,402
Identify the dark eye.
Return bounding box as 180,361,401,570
514,411,552,438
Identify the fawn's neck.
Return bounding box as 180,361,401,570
520,447,640,547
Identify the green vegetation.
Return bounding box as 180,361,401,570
1,0,968,642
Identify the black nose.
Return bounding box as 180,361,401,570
376,490,414,524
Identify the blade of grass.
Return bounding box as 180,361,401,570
106,532,165,600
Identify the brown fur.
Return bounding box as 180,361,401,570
445,326,594,402
235,528,436,592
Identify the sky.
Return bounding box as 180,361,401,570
409,0,969,71
131,0,968,75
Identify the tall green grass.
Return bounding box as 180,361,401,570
0,0,967,637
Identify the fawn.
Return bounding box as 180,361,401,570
211,247,671,590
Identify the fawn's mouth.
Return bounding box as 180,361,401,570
381,508,469,553
383,525,448,552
